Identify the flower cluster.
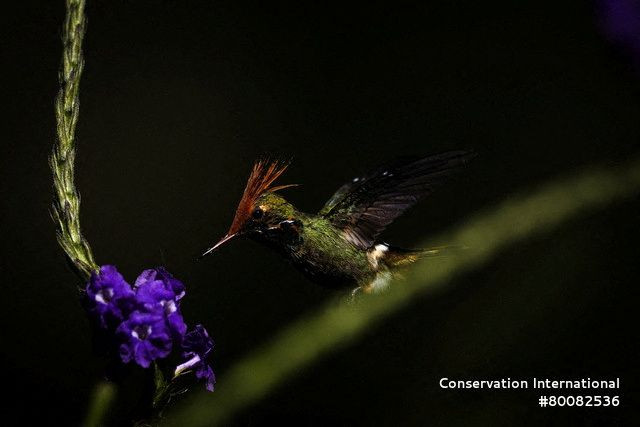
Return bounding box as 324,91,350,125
85,265,215,391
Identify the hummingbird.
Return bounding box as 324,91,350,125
203,151,475,295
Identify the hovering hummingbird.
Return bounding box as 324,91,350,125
203,151,475,295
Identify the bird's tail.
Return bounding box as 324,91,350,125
381,244,466,268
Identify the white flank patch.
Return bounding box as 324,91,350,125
367,243,389,268
374,243,389,253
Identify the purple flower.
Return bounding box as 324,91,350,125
597,0,640,72
116,310,173,368
134,268,187,339
85,265,213,375
134,267,185,301
175,324,216,391
86,265,135,328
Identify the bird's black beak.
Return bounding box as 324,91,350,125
200,233,237,258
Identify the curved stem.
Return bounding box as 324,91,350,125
50,0,98,280
84,381,117,427
162,156,640,427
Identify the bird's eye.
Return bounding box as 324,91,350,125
252,207,264,219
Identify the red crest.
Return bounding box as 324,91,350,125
227,159,295,235
202,159,295,256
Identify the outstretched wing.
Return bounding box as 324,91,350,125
319,150,476,249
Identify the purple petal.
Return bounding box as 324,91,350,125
119,343,133,363
178,324,216,391
156,267,186,300
134,341,152,368
598,0,640,70
136,280,175,308
168,312,187,339
85,265,135,329
116,310,174,368
174,354,201,376
202,365,216,392
134,269,158,289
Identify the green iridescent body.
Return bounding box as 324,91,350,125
249,193,403,290
206,151,475,293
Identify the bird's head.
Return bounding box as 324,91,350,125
202,160,298,256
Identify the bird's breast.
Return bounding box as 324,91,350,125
283,224,377,288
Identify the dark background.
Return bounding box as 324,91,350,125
2,1,639,425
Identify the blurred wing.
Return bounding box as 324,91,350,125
319,150,476,249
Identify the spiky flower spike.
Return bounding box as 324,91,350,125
202,160,296,256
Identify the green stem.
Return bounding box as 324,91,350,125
50,0,98,280
84,381,117,427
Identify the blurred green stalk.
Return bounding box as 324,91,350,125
163,157,640,427
84,381,117,427
50,0,98,280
